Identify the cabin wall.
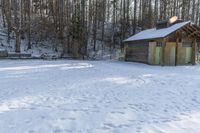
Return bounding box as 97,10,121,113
125,42,149,63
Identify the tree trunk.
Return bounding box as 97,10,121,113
15,31,21,53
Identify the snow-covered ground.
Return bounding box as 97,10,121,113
0,60,200,133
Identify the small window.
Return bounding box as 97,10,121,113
156,42,162,47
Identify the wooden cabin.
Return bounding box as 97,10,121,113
123,17,200,66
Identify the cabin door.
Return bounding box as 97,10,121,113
155,44,162,65
184,42,192,64
148,42,162,65
165,43,176,65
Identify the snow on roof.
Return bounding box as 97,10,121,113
124,21,191,42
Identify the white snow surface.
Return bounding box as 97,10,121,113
124,21,190,42
0,60,200,133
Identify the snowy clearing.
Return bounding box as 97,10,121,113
0,60,200,133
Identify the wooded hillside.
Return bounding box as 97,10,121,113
0,0,200,58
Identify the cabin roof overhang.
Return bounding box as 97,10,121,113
124,21,200,43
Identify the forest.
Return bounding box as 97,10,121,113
0,0,200,58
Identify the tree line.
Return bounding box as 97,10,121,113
0,0,200,58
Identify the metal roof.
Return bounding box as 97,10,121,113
124,21,191,42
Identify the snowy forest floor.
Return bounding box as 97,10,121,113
0,60,200,133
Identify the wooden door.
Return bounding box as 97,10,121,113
165,43,176,66
155,47,162,65
148,42,162,65
185,47,192,64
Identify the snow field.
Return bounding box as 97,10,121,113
0,60,200,133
